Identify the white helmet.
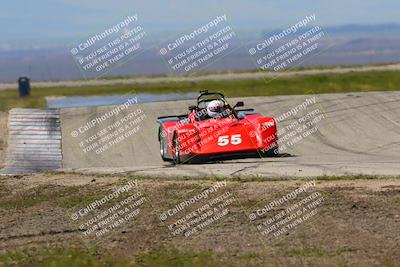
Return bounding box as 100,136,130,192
207,100,225,118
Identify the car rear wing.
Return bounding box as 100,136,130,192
236,108,259,118
236,108,258,114
156,114,188,124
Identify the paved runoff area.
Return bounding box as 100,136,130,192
60,91,400,178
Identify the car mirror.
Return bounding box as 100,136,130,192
188,105,197,111
234,101,244,108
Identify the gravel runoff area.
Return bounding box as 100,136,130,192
0,173,399,266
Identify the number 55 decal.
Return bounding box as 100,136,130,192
218,134,242,146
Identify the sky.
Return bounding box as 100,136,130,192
1,0,400,43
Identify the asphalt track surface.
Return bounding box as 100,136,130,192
2,64,400,90
59,91,400,178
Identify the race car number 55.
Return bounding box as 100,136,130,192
218,134,242,146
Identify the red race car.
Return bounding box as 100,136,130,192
157,90,279,164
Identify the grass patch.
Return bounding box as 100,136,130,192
0,185,80,210
135,248,219,267
120,173,399,183
283,245,356,258
1,71,400,111
55,186,111,209
283,246,328,257
1,247,127,267
0,246,228,267
1,173,396,210
0,182,115,210
313,174,394,181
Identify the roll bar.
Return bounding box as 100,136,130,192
196,90,225,106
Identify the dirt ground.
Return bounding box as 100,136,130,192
0,111,7,169
0,173,399,266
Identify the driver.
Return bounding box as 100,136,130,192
206,99,231,119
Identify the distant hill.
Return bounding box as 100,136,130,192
262,23,400,37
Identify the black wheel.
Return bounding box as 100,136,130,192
159,128,168,161
173,134,181,164
159,136,168,161
260,145,279,157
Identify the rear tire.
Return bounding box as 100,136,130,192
159,128,169,161
260,145,279,157
173,134,181,164
160,137,168,161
